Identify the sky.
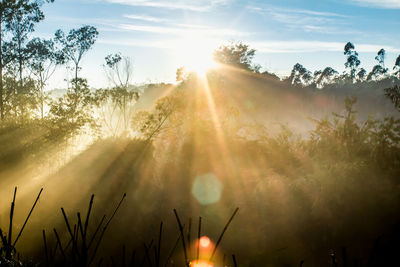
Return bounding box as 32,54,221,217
34,0,400,89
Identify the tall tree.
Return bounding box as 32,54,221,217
0,0,54,119
54,25,98,88
7,0,54,87
393,55,400,79
375,48,386,69
103,52,133,88
0,1,15,119
288,63,312,86
26,37,64,118
314,67,338,87
344,42,360,82
368,48,388,80
356,68,367,82
95,53,138,134
49,78,94,138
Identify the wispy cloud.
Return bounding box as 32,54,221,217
98,37,400,54
98,36,221,51
351,0,400,9
104,0,229,11
123,14,167,22
117,23,247,37
246,5,349,34
250,40,400,53
247,6,347,18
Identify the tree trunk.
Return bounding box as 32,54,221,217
0,11,3,120
75,63,78,89
40,78,44,119
17,26,24,118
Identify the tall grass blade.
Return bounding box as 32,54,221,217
13,188,43,247
173,209,188,267
210,208,239,261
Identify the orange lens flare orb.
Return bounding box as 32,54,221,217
190,259,214,267
200,236,211,248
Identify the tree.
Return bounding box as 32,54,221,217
375,48,386,69
93,53,139,136
103,52,133,88
0,0,16,119
367,65,386,81
176,66,188,82
26,37,64,118
393,55,400,79
368,48,388,81
0,0,54,119
213,42,260,72
314,67,338,88
49,78,94,138
288,63,312,86
384,85,400,112
6,0,54,87
131,91,184,141
356,68,367,82
54,25,98,88
344,42,360,82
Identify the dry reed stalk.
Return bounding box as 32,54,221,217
173,209,188,267
197,217,201,262
209,208,239,262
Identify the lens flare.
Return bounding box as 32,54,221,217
200,236,211,248
191,173,223,205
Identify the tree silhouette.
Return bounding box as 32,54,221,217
54,25,98,88
94,53,139,135
0,0,54,119
314,67,338,87
0,0,16,119
26,37,64,118
213,42,260,72
49,78,94,139
394,55,400,79
344,42,360,82
356,68,367,82
385,85,400,112
375,48,386,68
288,63,312,86
368,48,388,80
103,52,133,88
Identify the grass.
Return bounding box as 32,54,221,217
0,189,241,267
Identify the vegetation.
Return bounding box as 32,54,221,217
0,1,400,267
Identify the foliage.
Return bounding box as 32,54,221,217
344,42,361,81
213,42,260,72
93,86,139,136
54,25,99,86
132,91,185,140
176,66,188,82
367,48,388,81
313,67,338,87
0,0,55,120
309,97,400,168
103,53,133,88
26,37,64,118
288,63,313,86
385,85,400,112
48,78,95,139
394,55,400,79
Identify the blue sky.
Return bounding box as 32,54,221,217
35,0,400,88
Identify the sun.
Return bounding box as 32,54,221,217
175,35,218,77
